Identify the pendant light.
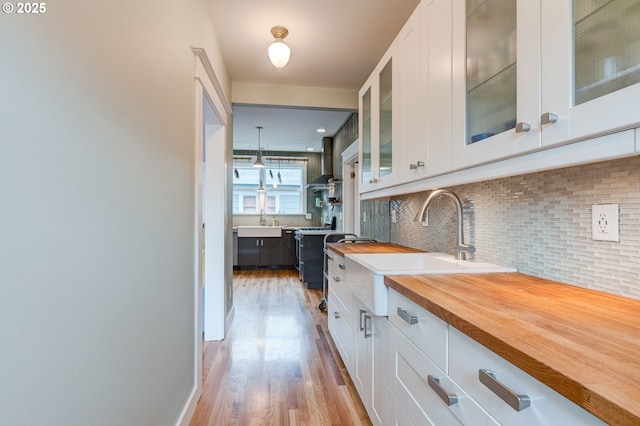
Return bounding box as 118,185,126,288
268,26,291,68
253,126,265,168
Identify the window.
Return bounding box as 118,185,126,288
232,161,306,214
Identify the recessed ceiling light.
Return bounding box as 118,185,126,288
306,147,314,151
316,128,326,133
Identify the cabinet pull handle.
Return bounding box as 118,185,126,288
326,254,334,261
359,310,366,331
428,375,458,406
364,315,373,338
256,240,260,246
338,263,345,270
541,112,558,125
479,369,531,411
333,311,340,319
397,307,418,325
261,239,264,247
410,161,425,170
333,276,341,282
515,122,531,133
369,178,378,184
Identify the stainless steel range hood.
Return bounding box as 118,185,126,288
306,137,334,189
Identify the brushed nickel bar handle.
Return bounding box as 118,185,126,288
364,315,373,338
479,369,530,411
428,375,458,406
333,312,340,319
333,276,341,282
359,310,366,331
397,307,418,325
338,263,345,270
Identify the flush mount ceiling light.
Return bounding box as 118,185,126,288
268,26,291,68
253,126,265,168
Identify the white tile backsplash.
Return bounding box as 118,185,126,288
389,156,640,300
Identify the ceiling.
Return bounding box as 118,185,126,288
207,0,421,152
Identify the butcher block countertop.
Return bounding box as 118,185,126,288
385,273,640,425
325,242,424,256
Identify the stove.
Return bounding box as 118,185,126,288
296,227,336,235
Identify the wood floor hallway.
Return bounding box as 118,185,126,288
190,269,371,426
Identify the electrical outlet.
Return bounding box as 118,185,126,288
391,209,397,223
592,204,619,242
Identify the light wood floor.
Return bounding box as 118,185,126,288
190,269,371,426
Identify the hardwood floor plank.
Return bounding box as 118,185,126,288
190,269,371,426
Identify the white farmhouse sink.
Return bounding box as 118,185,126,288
237,226,282,238
349,252,516,275
345,252,516,316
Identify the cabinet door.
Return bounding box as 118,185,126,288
452,0,542,169
542,0,640,145
260,237,282,266
397,2,428,183
359,46,396,193
237,238,260,266
280,229,296,266
353,298,386,425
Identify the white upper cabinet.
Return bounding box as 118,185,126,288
399,0,454,183
452,0,640,169
543,0,640,145
359,45,398,193
452,0,542,169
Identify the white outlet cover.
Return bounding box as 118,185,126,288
592,204,619,242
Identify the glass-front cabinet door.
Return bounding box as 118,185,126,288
452,0,542,170
378,59,393,179
360,87,372,186
359,46,396,193
542,0,640,145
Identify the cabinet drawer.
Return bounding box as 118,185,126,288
327,252,351,313
389,288,448,372
449,327,606,426
328,288,353,372
393,324,499,426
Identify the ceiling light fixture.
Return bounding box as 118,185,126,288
253,126,265,168
268,26,291,68
316,128,326,133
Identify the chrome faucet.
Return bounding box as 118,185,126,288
414,189,475,261
259,209,266,226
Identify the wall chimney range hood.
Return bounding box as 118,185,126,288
306,136,334,189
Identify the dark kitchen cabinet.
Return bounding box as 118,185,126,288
237,237,282,268
281,229,296,267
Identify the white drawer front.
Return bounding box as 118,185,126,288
389,288,448,372
393,325,498,426
327,288,353,372
327,251,351,313
449,327,607,426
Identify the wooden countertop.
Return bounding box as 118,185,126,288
325,242,424,257
384,273,640,425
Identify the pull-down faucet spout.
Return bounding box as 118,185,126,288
414,189,475,261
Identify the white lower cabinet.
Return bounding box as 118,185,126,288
448,327,606,426
390,319,498,425
327,287,353,373
353,296,388,426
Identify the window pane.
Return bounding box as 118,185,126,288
232,161,306,214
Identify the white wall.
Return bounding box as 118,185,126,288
0,1,228,424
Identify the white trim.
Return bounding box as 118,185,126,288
361,129,638,200
178,47,232,426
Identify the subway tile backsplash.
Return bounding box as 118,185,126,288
388,156,640,300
